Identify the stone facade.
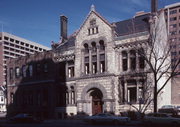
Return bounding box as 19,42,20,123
7,6,171,119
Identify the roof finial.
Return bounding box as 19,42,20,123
91,4,95,11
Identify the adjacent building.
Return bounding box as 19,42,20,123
164,2,180,106
0,32,50,112
6,5,170,119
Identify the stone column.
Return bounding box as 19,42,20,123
119,51,122,72
124,80,127,103
114,77,120,115
104,45,107,72
65,61,68,78
97,45,100,73
72,91,74,104
77,102,83,113
136,51,139,72
69,91,71,105
136,80,139,103
89,48,92,74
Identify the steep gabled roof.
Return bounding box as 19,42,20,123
55,33,76,51
53,9,150,51
76,10,113,36
113,13,150,36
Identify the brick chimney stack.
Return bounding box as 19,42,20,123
151,0,158,13
60,15,68,42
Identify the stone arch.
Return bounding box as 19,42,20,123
81,83,108,100
81,36,107,47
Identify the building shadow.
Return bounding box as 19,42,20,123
6,51,68,120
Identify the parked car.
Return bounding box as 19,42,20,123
8,114,41,123
158,105,178,116
176,106,180,113
161,105,176,109
143,113,180,127
83,113,130,125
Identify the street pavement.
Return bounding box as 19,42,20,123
0,119,143,127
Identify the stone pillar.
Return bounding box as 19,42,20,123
65,62,68,77
119,51,122,72
77,102,83,113
114,77,120,115
136,51,139,71
72,91,74,104
136,80,139,103
97,45,100,73
89,48,92,74
124,80,127,103
69,92,71,105
104,45,107,72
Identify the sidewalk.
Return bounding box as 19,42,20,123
44,119,143,126
127,120,143,126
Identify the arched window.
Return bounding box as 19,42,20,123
122,51,128,71
99,40,105,51
91,42,96,53
84,43,89,54
130,50,136,70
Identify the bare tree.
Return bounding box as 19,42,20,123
129,76,153,115
140,10,180,113
127,10,180,114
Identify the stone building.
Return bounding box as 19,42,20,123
164,2,180,106
0,32,50,113
7,6,171,119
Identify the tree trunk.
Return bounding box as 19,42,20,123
154,83,158,113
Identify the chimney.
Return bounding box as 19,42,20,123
60,15,68,42
151,0,158,13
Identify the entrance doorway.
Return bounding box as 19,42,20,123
89,88,103,115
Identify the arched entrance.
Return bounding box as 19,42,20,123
88,88,103,115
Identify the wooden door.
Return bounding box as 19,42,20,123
92,98,102,115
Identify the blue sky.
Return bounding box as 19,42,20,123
0,0,179,47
